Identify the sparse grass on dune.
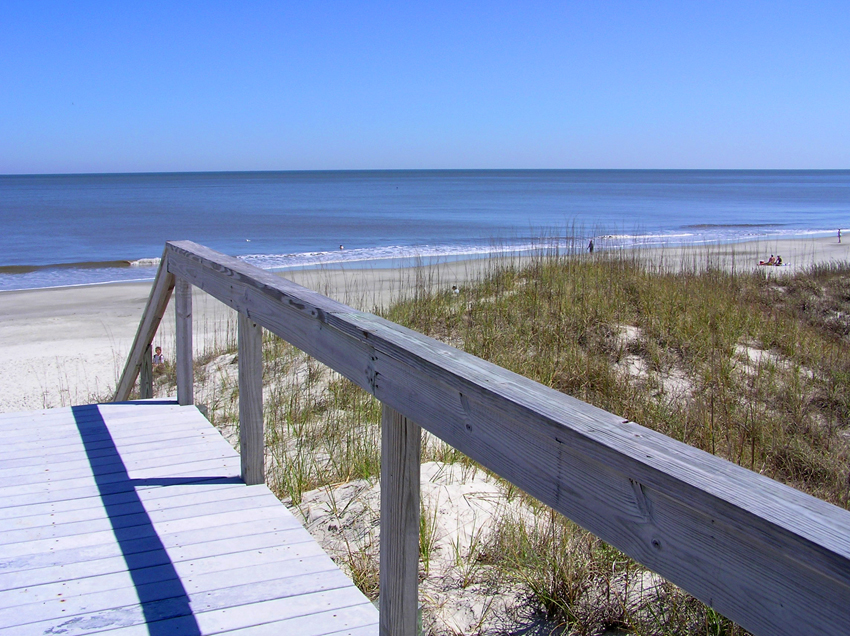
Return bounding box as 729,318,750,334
385,249,850,634
149,247,850,635
388,250,850,507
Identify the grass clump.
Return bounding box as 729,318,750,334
387,251,850,508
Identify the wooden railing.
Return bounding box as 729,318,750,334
115,240,850,636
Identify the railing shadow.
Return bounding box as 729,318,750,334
71,404,203,635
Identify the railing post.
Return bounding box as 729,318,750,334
139,344,153,399
379,404,421,636
175,277,194,406
238,312,264,485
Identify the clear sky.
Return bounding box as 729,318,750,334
2,1,849,173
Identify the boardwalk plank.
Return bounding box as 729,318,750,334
0,466,242,510
0,405,191,437
0,414,215,458
0,501,296,559
0,491,282,544
2,561,353,632
1,482,252,529
0,455,241,501
0,438,233,484
1,573,375,635
0,480,247,522
0,515,302,576
0,432,221,471
0,423,217,461
0,539,328,609
200,602,380,636
0,433,234,478
51,586,378,636
0,403,378,635
0,528,314,591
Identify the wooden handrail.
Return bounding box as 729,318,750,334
116,240,850,636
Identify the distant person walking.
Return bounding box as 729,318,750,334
839,229,842,244
587,239,594,254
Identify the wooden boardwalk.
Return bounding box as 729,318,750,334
0,401,379,636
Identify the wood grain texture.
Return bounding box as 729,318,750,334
174,276,194,406
238,312,264,485
0,403,379,635
379,405,420,636
162,240,850,636
114,247,175,401
139,344,153,400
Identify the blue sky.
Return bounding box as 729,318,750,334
2,1,849,173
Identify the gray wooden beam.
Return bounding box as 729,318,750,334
379,404,420,636
139,344,153,400
174,277,194,406
238,312,264,485
163,240,850,636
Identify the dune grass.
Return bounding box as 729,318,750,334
385,249,850,634
387,250,850,507
150,246,850,635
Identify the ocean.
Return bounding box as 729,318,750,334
1,170,848,291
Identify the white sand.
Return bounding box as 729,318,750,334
0,259,490,413
1,236,847,413
295,461,530,635
636,234,850,273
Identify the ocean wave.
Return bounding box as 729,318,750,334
0,259,134,275
681,223,788,230
239,242,521,270
596,232,694,241
130,257,162,267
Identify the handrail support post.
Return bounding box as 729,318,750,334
175,277,194,406
379,404,421,636
238,312,264,485
139,344,153,399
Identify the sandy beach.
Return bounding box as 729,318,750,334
1,235,847,414
0,258,491,413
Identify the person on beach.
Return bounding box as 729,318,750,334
587,239,594,253
839,229,842,244
776,255,782,266
153,346,164,369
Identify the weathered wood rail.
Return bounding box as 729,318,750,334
115,240,850,636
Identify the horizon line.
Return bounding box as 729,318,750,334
3,167,850,178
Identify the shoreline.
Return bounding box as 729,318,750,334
2,229,846,294
1,235,847,413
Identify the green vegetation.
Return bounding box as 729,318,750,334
388,252,850,508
